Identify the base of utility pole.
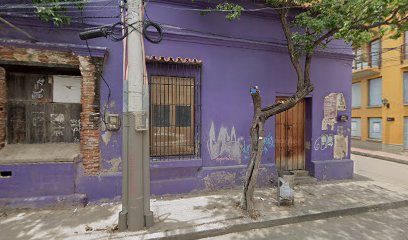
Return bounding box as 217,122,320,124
118,211,128,231
145,211,154,227
118,113,154,231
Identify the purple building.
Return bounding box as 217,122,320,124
0,0,353,208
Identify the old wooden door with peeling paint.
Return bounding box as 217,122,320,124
275,98,305,171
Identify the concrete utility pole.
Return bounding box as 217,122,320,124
118,0,153,231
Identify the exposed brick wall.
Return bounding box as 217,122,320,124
0,45,104,175
0,46,79,66
78,56,101,175
0,67,6,149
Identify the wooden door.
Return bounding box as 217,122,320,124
275,98,305,171
150,76,195,156
6,72,81,144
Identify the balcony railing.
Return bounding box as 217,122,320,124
353,59,381,70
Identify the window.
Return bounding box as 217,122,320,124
147,60,201,160
53,75,81,103
351,118,361,137
352,82,361,107
368,78,382,106
368,118,382,140
354,48,368,70
370,39,381,68
404,72,408,104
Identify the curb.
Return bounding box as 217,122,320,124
351,151,408,165
139,199,408,240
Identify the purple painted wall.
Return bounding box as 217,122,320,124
0,0,353,207
0,0,124,206
144,0,353,194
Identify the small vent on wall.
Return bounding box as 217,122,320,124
0,171,12,178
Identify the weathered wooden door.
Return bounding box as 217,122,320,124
275,98,305,171
6,72,82,144
150,76,195,156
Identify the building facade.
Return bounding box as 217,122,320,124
0,0,354,208
352,30,408,150
0,0,124,207
143,0,354,195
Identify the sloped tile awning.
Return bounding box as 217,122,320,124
146,56,202,65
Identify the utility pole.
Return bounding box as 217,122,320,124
118,0,153,231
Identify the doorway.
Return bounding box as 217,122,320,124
275,98,306,171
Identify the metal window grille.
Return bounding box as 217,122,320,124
147,60,201,161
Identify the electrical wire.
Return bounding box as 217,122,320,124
145,4,304,13
79,10,112,128
0,0,113,9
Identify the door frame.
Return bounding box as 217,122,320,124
274,96,306,171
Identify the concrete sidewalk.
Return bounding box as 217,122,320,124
351,147,408,165
2,177,408,240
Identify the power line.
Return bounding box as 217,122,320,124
148,4,304,13
0,0,114,9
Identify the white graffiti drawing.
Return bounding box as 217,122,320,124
51,114,65,137
314,134,334,151
32,78,45,100
32,111,45,127
207,122,243,163
70,119,81,142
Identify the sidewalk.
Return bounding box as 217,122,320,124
2,178,408,240
351,147,408,165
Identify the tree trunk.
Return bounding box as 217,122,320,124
240,117,265,217
241,85,312,218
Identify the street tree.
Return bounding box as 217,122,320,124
31,0,85,25
213,0,408,217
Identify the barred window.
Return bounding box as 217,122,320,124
147,59,201,160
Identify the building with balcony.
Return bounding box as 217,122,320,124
352,31,408,150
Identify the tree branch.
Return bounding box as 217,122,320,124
277,7,304,90
0,16,38,43
304,28,338,84
352,7,405,30
261,84,313,119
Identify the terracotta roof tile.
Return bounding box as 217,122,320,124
146,56,202,65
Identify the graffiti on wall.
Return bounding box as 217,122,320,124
32,77,45,100
207,122,243,162
70,119,81,142
50,113,65,137
314,134,334,151
242,134,275,161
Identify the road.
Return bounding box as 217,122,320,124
203,154,408,240
353,154,408,190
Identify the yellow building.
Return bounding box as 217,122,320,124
352,31,408,150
